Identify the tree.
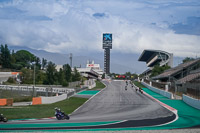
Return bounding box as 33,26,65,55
125,72,131,79
0,44,11,68
150,65,170,77
41,58,47,70
35,68,46,85
182,57,195,63
14,50,35,69
56,68,67,85
35,57,41,70
21,68,33,84
102,73,105,79
63,64,72,82
72,67,81,81
10,50,16,67
45,61,56,85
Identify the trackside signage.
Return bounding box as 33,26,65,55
103,33,112,49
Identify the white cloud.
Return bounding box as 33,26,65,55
0,0,199,57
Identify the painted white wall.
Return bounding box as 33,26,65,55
41,94,68,104
183,94,200,110
142,82,173,99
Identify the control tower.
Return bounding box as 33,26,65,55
102,33,112,74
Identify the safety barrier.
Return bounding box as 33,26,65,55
183,94,200,110
41,94,68,104
32,97,42,105
142,82,173,99
32,94,69,105
0,85,75,95
0,98,13,106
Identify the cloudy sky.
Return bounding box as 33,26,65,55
0,0,200,57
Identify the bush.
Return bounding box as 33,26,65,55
62,81,69,87
6,77,16,84
14,96,33,102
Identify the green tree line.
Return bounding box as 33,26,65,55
0,44,81,86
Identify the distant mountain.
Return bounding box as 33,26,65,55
8,45,184,74
9,45,147,74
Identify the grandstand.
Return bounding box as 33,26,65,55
138,49,173,78
152,58,200,82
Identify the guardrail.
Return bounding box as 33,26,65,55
0,85,75,97
0,83,91,106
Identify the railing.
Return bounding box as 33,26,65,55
144,79,150,84
152,81,166,90
143,78,200,99
168,85,175,93
143,79,176,93
187,85,200,99
144,79,166,90
0,85,75,97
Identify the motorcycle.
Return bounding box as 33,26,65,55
125,85,127,90
55,108,70,120
139,88,143,94
0,114,8,122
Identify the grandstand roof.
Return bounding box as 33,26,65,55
138,49,170,62
153,58,200,80
138,49,173,67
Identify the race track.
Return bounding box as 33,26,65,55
1,80,176,130
70,80,174,123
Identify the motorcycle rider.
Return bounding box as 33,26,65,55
0,114,7,122
139,87,143,94
54,107,70,120
125,85,127,90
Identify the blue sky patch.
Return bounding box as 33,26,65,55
93,13,106,19
170,17,200,36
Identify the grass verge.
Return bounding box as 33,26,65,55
91,80,106,90
0,90,33,102
0,97,88,120
133,81,146,88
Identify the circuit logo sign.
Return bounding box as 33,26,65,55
103,33,112,43
103,33,112,49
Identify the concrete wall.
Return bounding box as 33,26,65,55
183,94,200,110
41,94,68,104
84,79,96,89
142,82,173,99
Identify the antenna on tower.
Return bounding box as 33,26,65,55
69,53,73,68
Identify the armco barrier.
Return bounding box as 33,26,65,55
142,82,173,99
32,97,42,105
183,94,200,110
0,98,13,106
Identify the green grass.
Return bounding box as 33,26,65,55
13,96,33,102
0,97,88,120
133,81,146,88
91,80,106,90
0,90,33,102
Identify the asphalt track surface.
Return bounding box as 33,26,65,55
1,80,176,131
